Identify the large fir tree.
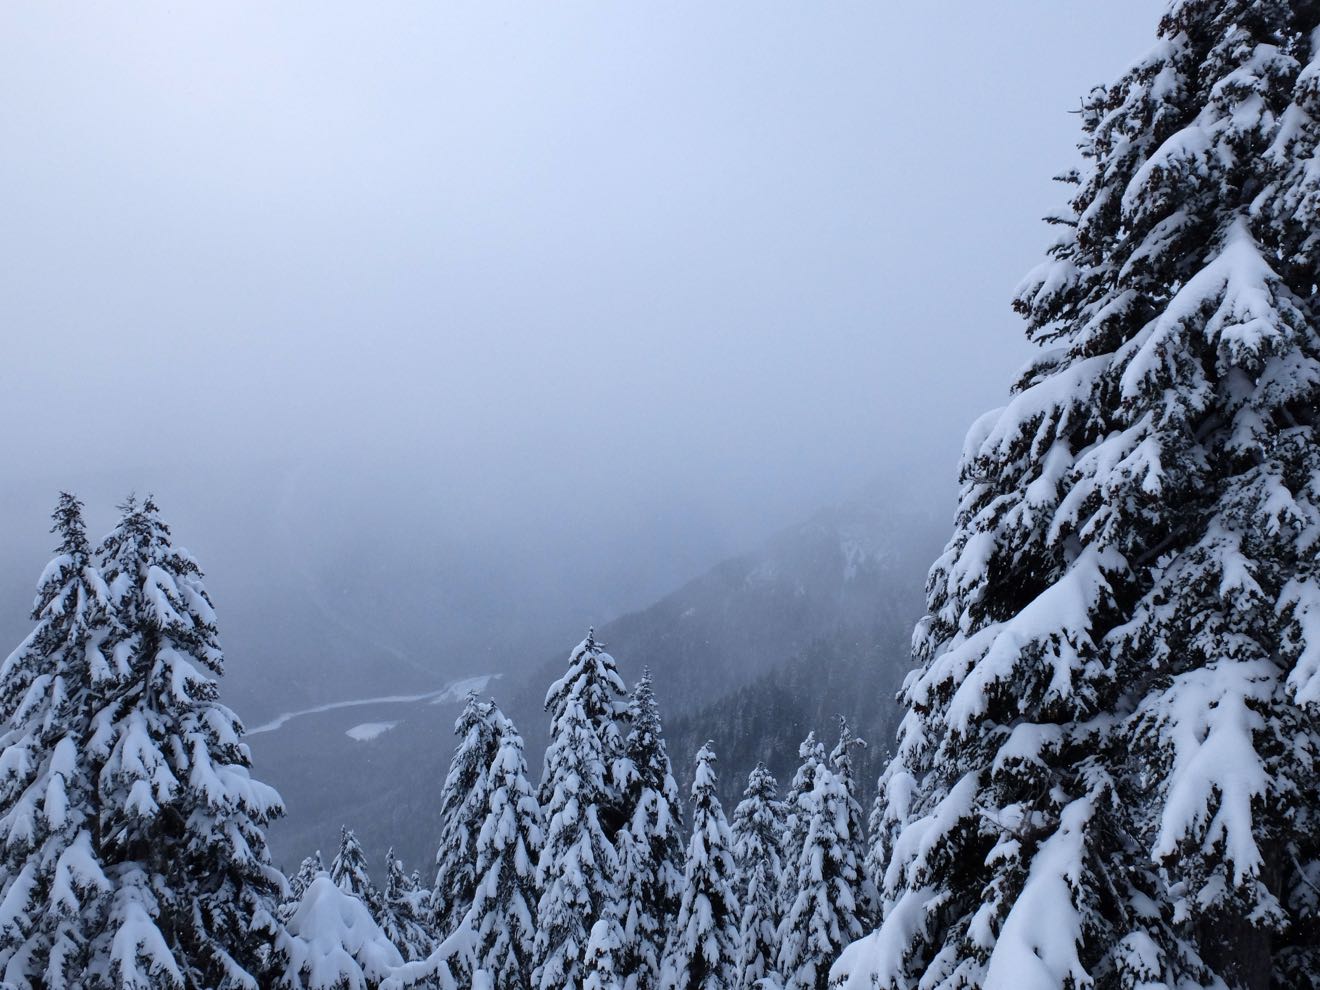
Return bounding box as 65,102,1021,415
540,630,627,835
0,494,116,988
380,850,432,962
431,693,499,938
661,744,738,990
836,4,1320,989
828,718,873,929
465,706,542,990
775,757,864,990
93,495,286,988
779,732,825,928
532,694,620,990
330,827,380,917
613,671,684,990
730,763,785,990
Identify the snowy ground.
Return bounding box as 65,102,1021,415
345,721,399,742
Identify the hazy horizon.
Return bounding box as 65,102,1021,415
2,1,1159,712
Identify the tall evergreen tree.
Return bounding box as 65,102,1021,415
330,827,379,917
730,763,785,990
613,671,684,990
380,849,432,962
779,733,825,923
661,744,738,990
93,495,286,988
532,694,620,990
466,707,542,990
829,718,874,928
836,5,1320,989
860,754,913,921
431,694,499,938
541,630,627,835
0,494,116,989
776,757,865,990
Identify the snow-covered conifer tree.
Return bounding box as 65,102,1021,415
0,494,116,988
828,718,873,928
835,5,1320,988
582,917,626,990
273,874,403,990
282,853,324,924
730,763,785,990
828,718,865,842
532,694,620,990
613,671,684,990
775,757,864,990
466,708,542,989
330,827,380,917
431,693,498,938
784,733,824,839
541,630,627,834
860,757,912,920
380,850,432,962
93,495,286,987
660,744,738,990
778,733,824,920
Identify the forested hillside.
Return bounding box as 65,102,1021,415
503,492,940,781
666,626,906,808
253,488,942,871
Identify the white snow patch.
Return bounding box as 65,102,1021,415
345,722,398,742
427,675,497,704
248,674,501,735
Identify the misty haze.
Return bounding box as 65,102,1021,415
3,2,1318,989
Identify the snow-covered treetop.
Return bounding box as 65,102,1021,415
662,742,739,990
829,716,865,790
732,763,783,862
534,687,623,990
276,874,404,990
787,732,826,811
1,494,114,712
331,826,379,911
0,493,116,990
543,628,626,727
616,668,682,836
432,691,501,938
691,743,718,798
464,706,541,987
618,669,670,784
98,495,222,675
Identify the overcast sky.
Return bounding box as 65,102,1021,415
0,2,1160,696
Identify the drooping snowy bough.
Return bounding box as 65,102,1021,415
834,3,1320,989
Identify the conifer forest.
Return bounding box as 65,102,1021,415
4,1,1320,989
